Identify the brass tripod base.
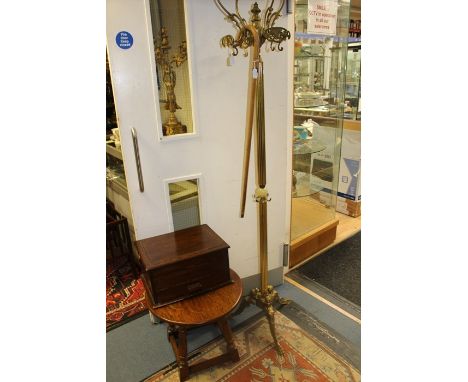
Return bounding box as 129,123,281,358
234,285,291,355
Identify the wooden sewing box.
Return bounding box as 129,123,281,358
136,224,233,307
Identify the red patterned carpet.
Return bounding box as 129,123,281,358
106,255,147,331
145,311,360,381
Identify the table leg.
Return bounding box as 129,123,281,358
177,327,189,382
217,319,240,362
167,325,190,382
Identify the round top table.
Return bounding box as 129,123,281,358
144,269,242,382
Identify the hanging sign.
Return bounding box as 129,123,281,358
307,0,338,35
115,31,133,49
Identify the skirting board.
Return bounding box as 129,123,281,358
241,267,284,296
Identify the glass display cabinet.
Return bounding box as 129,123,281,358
344,42,361,120
106,146,127,197
106,52,127,198
290,0,350,267
106,51,136,238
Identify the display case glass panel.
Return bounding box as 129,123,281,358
344,43,360,120
291,0,350,241
149,0,194,137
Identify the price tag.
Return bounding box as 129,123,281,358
227,55,235,66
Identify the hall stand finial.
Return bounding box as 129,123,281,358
214,0,291,354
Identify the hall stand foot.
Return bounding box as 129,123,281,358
278,297,292,306
250,285,288,355
233,285,291,355
265,306,282,355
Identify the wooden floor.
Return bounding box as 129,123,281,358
333,212,361,245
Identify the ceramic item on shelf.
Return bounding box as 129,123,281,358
302,118,320,136
293,126,309,140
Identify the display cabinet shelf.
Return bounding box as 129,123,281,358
106,143,123,160
295,55,325,59
295,33,359,43
106,143,128,198
107,174,129,199
294,73,322,77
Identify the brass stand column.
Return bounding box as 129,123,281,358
214,0,291,354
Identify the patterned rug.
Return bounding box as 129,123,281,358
145,309,360,381
106,255,147,331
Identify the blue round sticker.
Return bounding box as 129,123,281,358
116,31,133,49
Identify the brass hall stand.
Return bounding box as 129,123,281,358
214,0,291,353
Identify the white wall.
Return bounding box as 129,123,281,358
186,1,291,277
107,0,292,279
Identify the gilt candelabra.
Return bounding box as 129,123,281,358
214,0,291,354
154,27,188,136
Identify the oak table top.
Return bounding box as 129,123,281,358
145,269,242,326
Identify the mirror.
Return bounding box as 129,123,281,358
167,178,201,231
